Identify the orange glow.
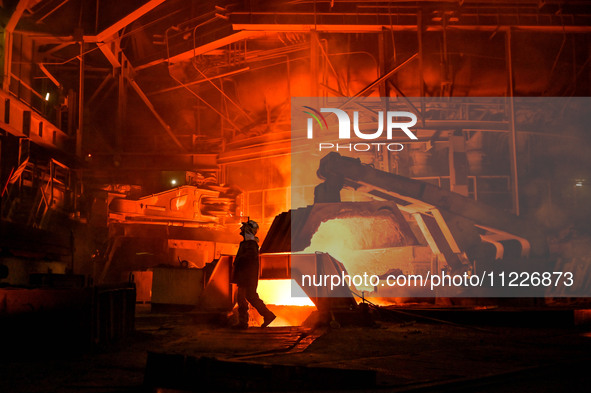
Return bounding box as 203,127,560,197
254,279,315,327
171,194,187,210
258,279,314,306
365,297,404,307
302,217,410,291
249,305,316,327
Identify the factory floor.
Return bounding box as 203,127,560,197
2,304,591,393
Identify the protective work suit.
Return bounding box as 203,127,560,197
231,219,276,329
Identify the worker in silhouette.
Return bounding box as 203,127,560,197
231,219,276,329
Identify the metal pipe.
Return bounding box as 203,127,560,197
505,29,519,216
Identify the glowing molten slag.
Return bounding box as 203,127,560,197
255,279,315,327
258,279,314,306
301,216,412,292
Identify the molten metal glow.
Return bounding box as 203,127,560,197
302,217,410,291
366,297,401,307
254,279,315,327
257,279,314,306
248,305,316,327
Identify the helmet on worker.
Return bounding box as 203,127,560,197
240,219,259,237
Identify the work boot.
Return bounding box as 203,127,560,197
261,312,276,328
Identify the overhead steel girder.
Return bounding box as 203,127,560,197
5,0,32,32
20,0,169,55
3,0,32,91
97,37,185,151
135,30,264,71
230,23,591,34
23,0,168,42
228,9,591,33
95,0,168,42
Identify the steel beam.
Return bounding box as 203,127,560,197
3,0,31,91
98,37,185,151
419,211,466,271
233,23,591,33
95,0,169,42
116,50,128,153
310,30,319,97
135,31,262,71
147,67,249,96
412,213,442,255
5,0,31,32
128,79,185,151
36,0,71,23
37,63,61,88
86,73,113,107
338,53,418,109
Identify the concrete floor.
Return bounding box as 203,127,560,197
2,304,591,392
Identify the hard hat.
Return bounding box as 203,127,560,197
241,219,259,235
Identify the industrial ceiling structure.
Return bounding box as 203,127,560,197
2,1,591,391
2,1,589,219
3,1,591,171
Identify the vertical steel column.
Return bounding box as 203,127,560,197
49,159,54,207
117,52,127,153
378,32,387,97
2,30,13,92
441,15,450,96
417,11,425,116
67,89,76,136
310,30,319,97
378,30,391,172
2,1,31,92
77,37,84,158
505,29,520,216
